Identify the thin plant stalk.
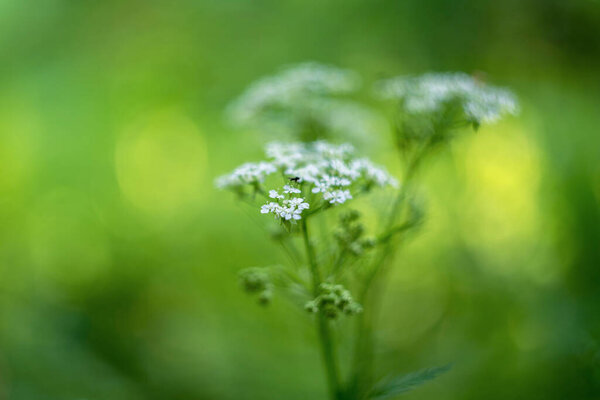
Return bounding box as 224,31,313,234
348,145,426,397
302,218,342,400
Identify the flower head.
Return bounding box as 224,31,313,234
216,140,398,222
226,62,381,142
283,185,301,194
227,63,360,124
323,189,353,205
375,72,518,125
261,197,310,221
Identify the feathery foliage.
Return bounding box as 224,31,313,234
368,364,453,399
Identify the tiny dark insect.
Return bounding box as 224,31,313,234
289,176,301,183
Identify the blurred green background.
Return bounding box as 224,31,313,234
1,0,599,399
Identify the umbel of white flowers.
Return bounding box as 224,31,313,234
226,62,380,142
215,141,398,222
375,72,519,125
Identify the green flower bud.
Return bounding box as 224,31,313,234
239,268,270,293
305,283,362,319
305,300,319,313
239,267,274,306
344,302,363,315
340,209,361,224
349,242,363,256
361,237,377,249
258,289,273,305
348,223,364,240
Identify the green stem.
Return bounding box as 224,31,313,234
349,149,424,398
301,218,341,400
360,151,420,301
331,252,346,276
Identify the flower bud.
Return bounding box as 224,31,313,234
239,267,274,306
305,283,362,319
239,268,269,293
258,289,273,306
340,210,361,224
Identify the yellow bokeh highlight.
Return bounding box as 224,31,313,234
458,123,554,283
115,109,207,217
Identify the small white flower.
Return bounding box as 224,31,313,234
463,87,518,123
330,159,360,180
325,175,352,187
286,163,321,183
336,177,352,187
286,197,309,209
261,202,281,214
323,189,353,204
311,180,330,194
283,185,301,194
351,158,398,188
267,142,305,168
260,196,309,222
269,190,284,199
282,208,302,220
314,141,354,159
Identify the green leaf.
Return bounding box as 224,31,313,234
368,364,452,399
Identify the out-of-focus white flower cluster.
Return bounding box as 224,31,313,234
215,141,398,222
214,162,276,189
228,63,359,122
226,63,381,142
310,99,383,142
375,72,518,124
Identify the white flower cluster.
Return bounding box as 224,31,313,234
261,196,310,221
227,62,360,126
267,141,398,200
225,63,382,143
306,99,383,143
214,161,277,189
375,72,518,124
215,141,398,222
